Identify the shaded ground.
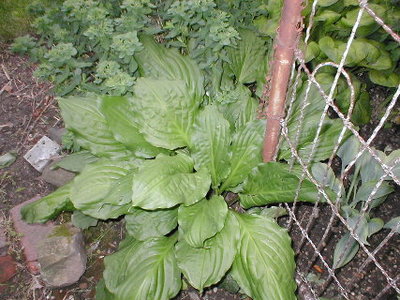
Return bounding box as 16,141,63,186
1,45,399,299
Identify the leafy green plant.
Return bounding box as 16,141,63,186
19,36,338,300
312,136,400,269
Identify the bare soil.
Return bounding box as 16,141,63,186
0,45,399,300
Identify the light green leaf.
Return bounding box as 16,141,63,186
384,217,400,233
21,183,74,223
71,159,135,219
227,30,268,84
337,135,360,173
0,152,16,169
369,70,400,88
333,233,359,269
71,210,98,229
104,235,181,300
352,181,393,208
178,195,228,248
101,96,167,158
231,213,296,300
52,151,98,173
239,162,321,209
125,207,178,241
130,78,198,150
58,97,130,158
221,120,265,192
190,106,231,188
368,218,384,236
176,211,240,292
95,279,116,300
136,35,204,100
131,153,211,210
312,163,344,197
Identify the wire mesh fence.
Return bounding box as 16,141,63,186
270,0,400,298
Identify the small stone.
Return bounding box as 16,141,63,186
38,223,87,288
79,282,88,289
0,255,17,283
48,128,67,145
10,196,55,274
41,159,75,187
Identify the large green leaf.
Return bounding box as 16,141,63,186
216,85,259,131
279,75,351,162
190,105,231,188
125,207,178,241
104,235,181,300
231,213,296,300
221,120,265,192
21,183,74,223
175,211,240,292
71,159,135,219
129,78,198,150
58,97,130,158
101,96,167,158
178,195,228,248
135,35,204,100
239,162,320,209
52,151,98,173
227,30,268,84
131,153,211,210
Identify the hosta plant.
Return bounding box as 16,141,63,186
21,37,330,300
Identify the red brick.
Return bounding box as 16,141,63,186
0,255,17,283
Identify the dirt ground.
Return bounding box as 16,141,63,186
0,45,399,300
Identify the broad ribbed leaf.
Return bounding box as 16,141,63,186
231,213,296,300
176,212,240,292
221,120,264,191
178,195,228,248
21,183,74,223
131,153,211,210
125,207,178,241
130,78,198,150
190,106,231,188
279,77,351,162
136,35,204,100
58,97,130,158
104,235,181,300
101,96,166,158
227,30,268,84
239,162,320,208
71,159,135,219
53,151,98,173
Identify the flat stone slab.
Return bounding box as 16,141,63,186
10,196,55,274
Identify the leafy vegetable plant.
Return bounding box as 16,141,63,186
20,36,330,300
311,136,400,269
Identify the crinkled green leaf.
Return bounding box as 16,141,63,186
101,96,168,158
231,213,296,300
58,97,130,158
21,183,74,223
176,211,240,292
104,235,181,300
125,207,178,241
178,195,228,248
369,70,400,88
221,120,264,192
227,30,267,84
130,78,198,150
136,35,204,100
239,162,321,209
53,151,98,173
71,159,135,219
131,153,211,210
190,106,231,188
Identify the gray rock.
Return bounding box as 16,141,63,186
38,224,87,288
48,127,67,145
41,159,75,187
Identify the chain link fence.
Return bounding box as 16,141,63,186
277,1,400,298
